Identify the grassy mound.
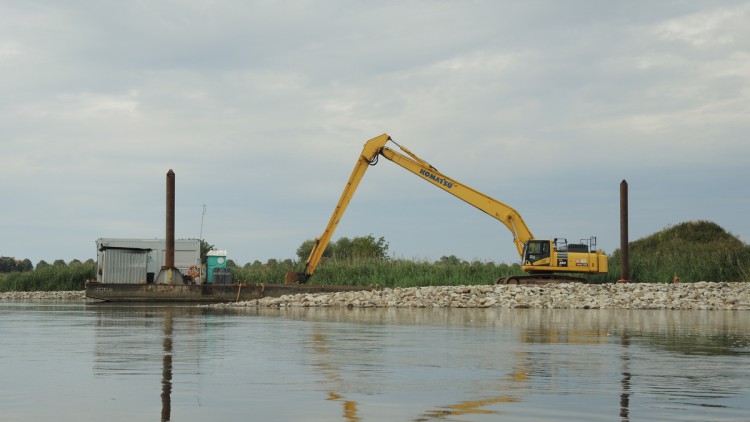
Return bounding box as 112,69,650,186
599,221,749,283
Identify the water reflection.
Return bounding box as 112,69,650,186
259,307,750,355
256,307,749,420
620,329,630,422
89,305,208,421
161,309,173,422
310,326,361,421
415,395,520,420
80,305,750,421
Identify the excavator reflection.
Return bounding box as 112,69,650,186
414,362,526,421
309,327,362,422
307,326,526,421
303,308,635,421
304,313,529,421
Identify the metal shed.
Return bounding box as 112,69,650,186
96,238,200,284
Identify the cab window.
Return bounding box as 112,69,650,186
525,241,550,263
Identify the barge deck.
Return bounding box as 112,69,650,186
85,282,372,303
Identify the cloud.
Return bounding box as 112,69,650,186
654,5,749,47
1,1,749,265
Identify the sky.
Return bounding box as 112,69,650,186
1,1,749,267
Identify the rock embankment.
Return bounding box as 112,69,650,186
213,282,750,310
3,283,748,310
0,291,86,301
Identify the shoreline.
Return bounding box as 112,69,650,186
1,291,87,301
213,282,749,310
5,282,746,310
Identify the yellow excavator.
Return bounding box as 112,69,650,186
285,133,608,285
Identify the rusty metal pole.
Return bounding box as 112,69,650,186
166,169,175,271
618,180,629,282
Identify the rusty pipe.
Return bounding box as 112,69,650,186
619,179,629,282
166,169,175,269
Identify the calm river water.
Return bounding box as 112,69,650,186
1,302,749,421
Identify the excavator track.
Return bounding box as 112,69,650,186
496,274,587,285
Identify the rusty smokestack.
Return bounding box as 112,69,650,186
619,179,629,282
166,169,175,269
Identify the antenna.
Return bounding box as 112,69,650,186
199,204,206,241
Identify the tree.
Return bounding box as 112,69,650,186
350,235,389,259
246,260,262,268
0,257,14,272
17,259,33,272
332,237,353,258
437,255,462,265
200,240,215,264
0,257,34,272
295,234,390,261
296,239,334,261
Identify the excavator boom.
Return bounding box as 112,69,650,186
285,134,391,283
377,144,534,256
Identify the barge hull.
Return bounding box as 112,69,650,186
85,282,371,303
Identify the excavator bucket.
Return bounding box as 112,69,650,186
284,271,309,285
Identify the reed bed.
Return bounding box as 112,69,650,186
0,262,95,292
599,245,750,284
232,258,524,287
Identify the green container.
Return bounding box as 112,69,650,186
206,250,227,283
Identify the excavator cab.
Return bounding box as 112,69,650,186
523,240,551,265
516,236,606,283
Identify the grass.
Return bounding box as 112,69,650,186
232,258,524,287
0,262,95,292
593,221,750,283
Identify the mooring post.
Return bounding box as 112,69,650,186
166,169,176,284
618,179,630,283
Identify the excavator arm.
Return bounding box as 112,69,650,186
285,133,535,284
377,142,534,255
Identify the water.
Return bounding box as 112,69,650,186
1,303,749,421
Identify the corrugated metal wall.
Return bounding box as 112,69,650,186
101,249,149,284
96,238,201,284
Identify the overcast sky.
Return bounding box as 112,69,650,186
2,1,748,267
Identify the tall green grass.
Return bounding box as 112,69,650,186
232,258,524,287
594,246,750,283
591,221,750,283
0,262,95,292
